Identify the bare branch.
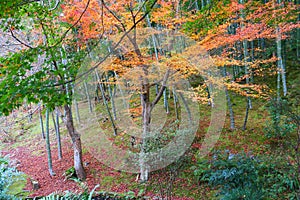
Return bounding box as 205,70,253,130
9,28,33,49
101,0,127,31
135,0,149,18
151,69,170,108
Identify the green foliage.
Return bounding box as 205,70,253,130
264,99,297,139
193,151,299,199
0,155,24,200
182,0,232,37
0,0,87,117
63,166,77,181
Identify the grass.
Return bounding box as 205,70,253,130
7,174,30,198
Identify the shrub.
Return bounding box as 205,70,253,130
193,151,299,200
264,99,297,140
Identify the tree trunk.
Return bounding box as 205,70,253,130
201,0,205,9
96,71,117,136
45,109,54,176
242,97,250,131
173,89,179,120
276,26,287,96
223,67,235,130
242,39,252,130
164,88,169,114
139,66,151,182
52,109,62,160
195,0,199,11
107,75,117,120
139,67,170,182
140,99,151,182
84,81,93,113
39,108,45,139
72,87,81,123
63,104,86,180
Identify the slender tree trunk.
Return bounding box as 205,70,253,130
52,109,62,160
45,109,54,176
140,96,151,182
96,71,117,136
164,88,169,113
63,105,86,180
276,54,281,126
114,71,128,109
297,27,300,61
242,40,251,130
84,81,93,113
239,0,251,131
276,26,287,96
107,75,117,120
195,0,199,10
226,89,235,130
39,108,45,139
173,89,179,120
242,98,250,131
223,67,235,130
72,87,81,123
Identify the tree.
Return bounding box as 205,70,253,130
0,0,88,179
0,0,161,180
183,0,299,129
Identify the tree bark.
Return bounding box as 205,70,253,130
52,109,62,160
96,71,117,136
39,108,45,139
45,109,54,176
72,86,81,123
84,81,93,113
63,104,86,180
223,67,235,130
276,26,287,96
107,74,117,120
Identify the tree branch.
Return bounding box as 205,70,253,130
151,69,170,108
48,0,60,11
101,0,127,31
9,28,33,49
51,0,91,48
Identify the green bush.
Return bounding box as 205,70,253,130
193,151,299,200
0,156,23,200
264,99,297,139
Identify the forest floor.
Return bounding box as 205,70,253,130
0,108,205,199
0,95,271,199
1,123,203,199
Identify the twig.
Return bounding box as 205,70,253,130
51,0,91,48
9,29,33,49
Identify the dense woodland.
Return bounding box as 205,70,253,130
0,0,299,199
